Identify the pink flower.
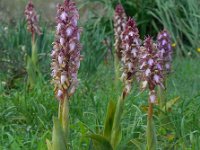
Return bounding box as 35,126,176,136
51,0,82,100
121,18,140,95
60,12,68,21
24,0,41,35
114,4,127,59
139,37,164,103
157,30,173,73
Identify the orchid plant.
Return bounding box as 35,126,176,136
47,0,82,149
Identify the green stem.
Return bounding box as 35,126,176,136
147,103,157,150
62,96,69,140
114,52,120,88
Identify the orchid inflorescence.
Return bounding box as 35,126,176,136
157,30,173,74
51,0,82,101
139,37,165,103
25,0,41,36
114,4,127,60
121,18,140,96
114,4,172,102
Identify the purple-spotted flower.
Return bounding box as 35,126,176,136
114,4,127,59
139,37,164,103
51,0,82,101
121,18,140,96
24,0,41,35
157,30,172,73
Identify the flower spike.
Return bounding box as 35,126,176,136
157,30,172,73
114,4,127,59
139,37,164,103
121,18,140,96
25,0,41,35
51,0,82,100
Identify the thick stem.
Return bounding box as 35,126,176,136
62,96,69,140
114,52,120,88
147,102,157,150
58,100,63,122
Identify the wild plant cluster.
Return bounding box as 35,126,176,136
3,0,192,150
39,0,173,150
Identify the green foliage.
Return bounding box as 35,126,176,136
0,0,200,149
1,58,200,149
149,0,200,56
88,134,113,150
52,117,67,150
103,100,116,141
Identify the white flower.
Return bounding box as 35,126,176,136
153,74,160,83
56,23,62,32
141,80,148,89
60,37,65,46
57,90,63,98
69,42,76,52
127,62,133,71
140,62,146,69
125,84,131,94
129,31,134,36
61,75,67,84
148,59,154,66
163,32,167,37
157,64,162,70
60,12,68,21
145,68,151,77
51,51,56,57
66,27,73,37
150,94,156,103
117,27,121,33
162,39,167,46
58,55,63,64
124,35,129,40
131,48,137,57
77,32,80,40
165,63,170,70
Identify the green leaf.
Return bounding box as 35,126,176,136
129,139,146,150
52,117,67,150
46,139,52,150
88,134,113,150
111,97,124,149
103,100,116,141
162,97,180,112
111,126,122,150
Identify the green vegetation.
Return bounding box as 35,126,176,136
0,0,200,149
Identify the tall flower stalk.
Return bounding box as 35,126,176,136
25,0,42,87
111,18,140,149
113,4,127,85
157,30,173,109
139,37,164,150
47,0,81,149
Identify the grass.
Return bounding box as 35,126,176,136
1,57,200,149
0,0,200,149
